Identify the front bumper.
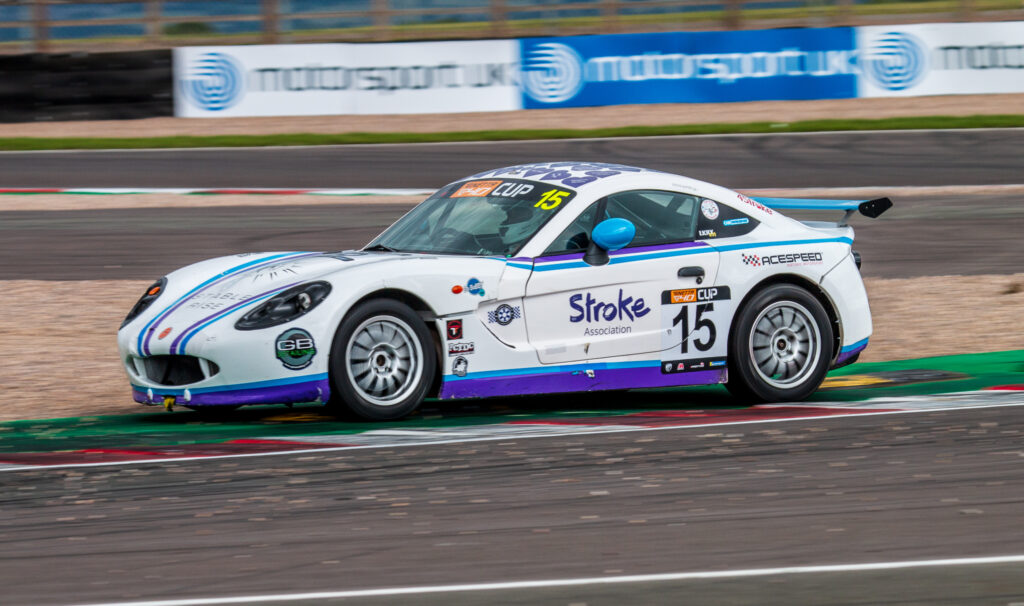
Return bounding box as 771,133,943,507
131,374,330,407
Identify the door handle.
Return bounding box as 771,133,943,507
678,266,704,284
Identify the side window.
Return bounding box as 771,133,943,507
605,190,699,248
541,204,600,255
542,190,700,255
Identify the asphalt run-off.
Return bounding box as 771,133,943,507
3,350,1022,471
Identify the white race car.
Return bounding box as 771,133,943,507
118,162,890,420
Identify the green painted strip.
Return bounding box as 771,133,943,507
0,349,1020,455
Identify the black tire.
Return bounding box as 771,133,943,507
726,284,833,403
328,299,436,421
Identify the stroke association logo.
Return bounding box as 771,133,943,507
179,52,245,111
522,42,585,103
861,32,928,91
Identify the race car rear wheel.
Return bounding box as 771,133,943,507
329,299,436,420
726,284,832,403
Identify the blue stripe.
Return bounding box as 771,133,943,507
752,197,862,211
711,237,853,253
132,373,329,396
446,359,658,382
176,287,287,355
136,252,309,354
841,337,869,353
531,238,851,272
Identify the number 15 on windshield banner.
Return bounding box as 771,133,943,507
660,287,732,373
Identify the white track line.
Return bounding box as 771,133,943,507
74,554,1024,606
3,397,1023,473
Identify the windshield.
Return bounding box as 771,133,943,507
367,179,577,256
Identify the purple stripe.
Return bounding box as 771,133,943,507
440,366,725,399
835,344,867,366
133,379,330,407
534,241,708,264
142,252,319,355
168,280,304,354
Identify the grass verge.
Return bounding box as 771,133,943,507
4,114,1024,151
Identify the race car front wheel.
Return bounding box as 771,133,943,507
726,284,833,403
329,299,436,420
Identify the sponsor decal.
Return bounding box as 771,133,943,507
452,180,502,198
936,44,1024,71
446,319,463,339
583,325,632,336
488,304,521,325
249,62,517,94
669,289,697,304
738,194,773,215
466,278,485,297
861,31,928,91
185,291,250,310
179,52,245,111
569,289,650,324
158,327,172,340
491,182,535,197
469,162,640,189
452,355,469,377
250,261,302,282
522,43,586,103
700,199,720,220
723,218,749,226
448,341,475,356
275,328,317,370
661,357,727,374
742,251,824,267
519,34,858,107
698,229,717,238
661,287,730,305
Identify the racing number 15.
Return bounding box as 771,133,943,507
672,303,716,353
535,189,569,210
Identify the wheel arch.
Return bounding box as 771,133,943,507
729,274,842,364
338,288,444,397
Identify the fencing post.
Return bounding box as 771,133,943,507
263,0,279,43
145,0,161,46
31,0,49,53
372,0,390,40
724,0,742,29
490,0,508,38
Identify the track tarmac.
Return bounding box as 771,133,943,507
2,129,1024,189
3,401,1024,605
2,190,1022,280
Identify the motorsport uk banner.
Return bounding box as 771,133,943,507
173,21,1024,117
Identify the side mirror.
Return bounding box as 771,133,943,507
584,218,636,265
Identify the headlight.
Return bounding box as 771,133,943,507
122,278,167,328
235,281,332,330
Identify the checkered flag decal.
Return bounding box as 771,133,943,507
742,253,762,267
487,304,521,325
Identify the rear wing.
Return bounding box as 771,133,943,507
751,196,893,227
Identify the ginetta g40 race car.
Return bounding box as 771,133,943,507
118,162,891,420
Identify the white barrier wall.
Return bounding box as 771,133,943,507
173,21,1024,117
174,40,520,117
858,22,1024,97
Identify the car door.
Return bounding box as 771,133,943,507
523,190,721,364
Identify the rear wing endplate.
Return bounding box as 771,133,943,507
751,196,893,227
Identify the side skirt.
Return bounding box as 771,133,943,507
439,362,726,400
